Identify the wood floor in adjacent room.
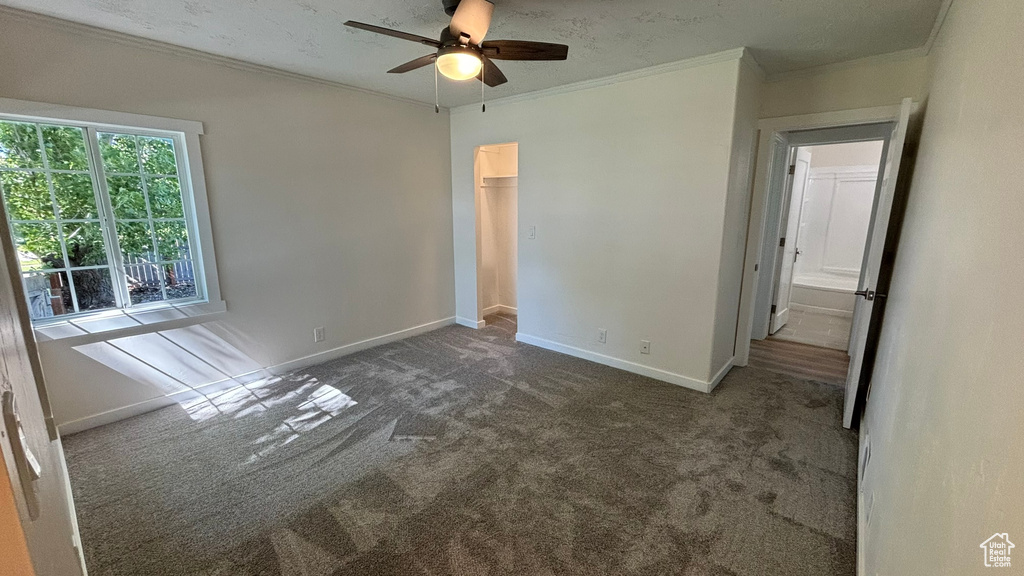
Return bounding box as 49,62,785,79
748,337,851,386
63,315,857,576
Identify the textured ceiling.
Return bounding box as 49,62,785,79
3,0,945,107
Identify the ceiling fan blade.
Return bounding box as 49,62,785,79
344,21,441,48
449,0,494,45
480,40,568,61
388,54,437,74
477,56,507,87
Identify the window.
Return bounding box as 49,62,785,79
0,118,204,322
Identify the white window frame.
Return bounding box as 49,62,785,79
0,98,224,339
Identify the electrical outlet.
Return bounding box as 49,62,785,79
313,326,325,343
598,329,607,343
640,340,651,354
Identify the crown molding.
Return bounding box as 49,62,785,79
0,5,439,111
924,0,955,55
739,49,767,81
451,47,751,115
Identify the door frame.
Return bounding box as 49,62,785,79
735,104,916,365
761,124,895,338
471,142,519,328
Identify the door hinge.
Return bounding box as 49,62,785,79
789,164,796,175
770,305,777,314
779,237,786,247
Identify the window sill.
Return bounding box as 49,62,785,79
33,300,227,346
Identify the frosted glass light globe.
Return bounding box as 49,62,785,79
437,51,482,81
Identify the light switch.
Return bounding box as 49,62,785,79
528,226,536,240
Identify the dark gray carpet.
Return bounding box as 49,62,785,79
64,313,858,575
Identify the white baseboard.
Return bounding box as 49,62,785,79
515,332,715,393
456,316,485,329
482,304,518,316
57,369,269,435
708,357,735,392
791,303,854,318
58,397,167,435
57,316,456,435
268,316,455,374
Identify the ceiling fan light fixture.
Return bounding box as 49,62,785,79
436,47,482,81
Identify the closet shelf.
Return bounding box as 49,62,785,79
481,175,518,188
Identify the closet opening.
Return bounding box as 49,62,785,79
474,142,518,329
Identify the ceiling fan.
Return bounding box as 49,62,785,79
345,0,568,107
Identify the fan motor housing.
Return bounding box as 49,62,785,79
437,43,480,59
439,26,476,49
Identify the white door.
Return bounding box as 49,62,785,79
770,147,812,333
843,98,913,428
0,209,87,574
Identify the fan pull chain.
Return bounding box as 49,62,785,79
434,62,440,113
481,62,486,113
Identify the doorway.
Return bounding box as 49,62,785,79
737,99,914,429
474,142,518,328
748,139,885,388
768,140,885,351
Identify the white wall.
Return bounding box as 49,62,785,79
809,140,885,168
794,142,883,293
0,11,455,431
477,144,518,316
477,152,499,315
495,185,518,310
801,170,873,281
710,58,763,375
451,50,762,390
761,53,930,119
860,0,1024,573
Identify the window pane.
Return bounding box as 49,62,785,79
98,133,139,173
124,260,163,305
0,121,43,169
107,175,147,219
71,268,116,312
11,223,63,271
52,173,98,219
41,125,89,171
116,221,154,260
23,271,72,320
164,261,197,300
139,137,177,175
118,220,161,305
0,171,55,221
154,220,190,261
1,122,202,320
63,222,108,267
147,177,184,218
